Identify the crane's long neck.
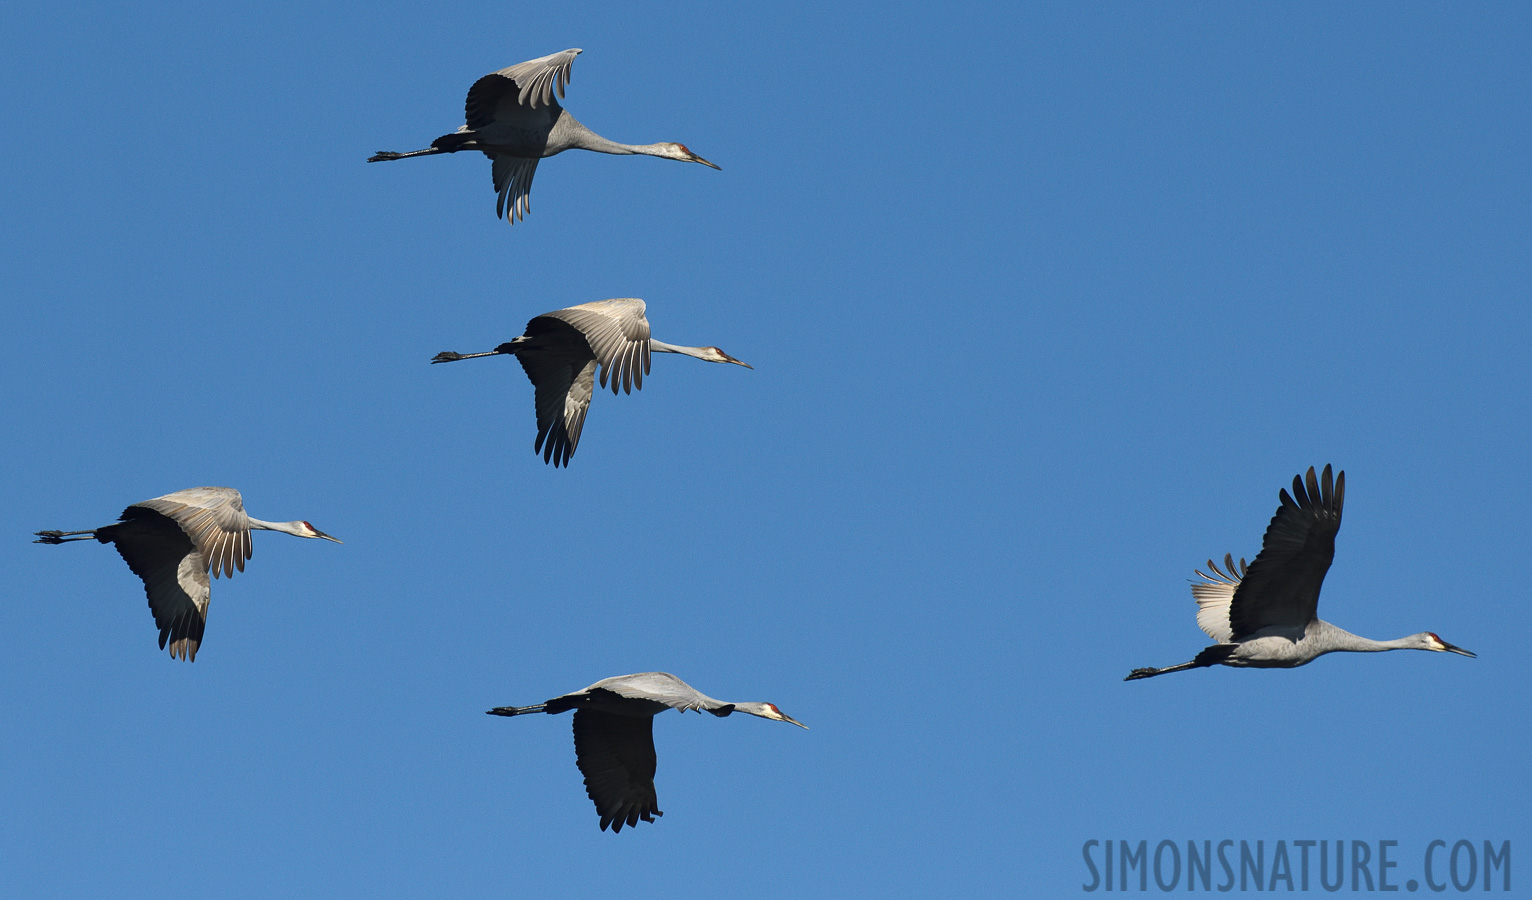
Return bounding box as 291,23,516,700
246,518,308,537
1313,622,1417,653
648,339,711,360
559,115,672,158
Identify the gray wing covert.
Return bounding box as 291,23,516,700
1228,466,1345,640
593,671,726,713
542,299,652,395
130,487,251,580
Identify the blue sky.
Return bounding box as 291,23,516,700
2,2,1527,896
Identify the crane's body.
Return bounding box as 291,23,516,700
368,49,719,223
1126,466,1474,680
488,672,804,833
432,298,750,467
35,487,340,661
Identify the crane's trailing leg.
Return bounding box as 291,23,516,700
432,350,502,363
432,341,526,364
1125,644,1236,681
1126,663,1197,680
33,530,98,544
370,131,479,163
487,704,548,717
367,147,451,163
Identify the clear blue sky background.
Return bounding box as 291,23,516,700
2,3,1527,896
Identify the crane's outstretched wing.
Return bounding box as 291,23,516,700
101,513,211,662
1190,554,1247,643
1227,465,1345,640
513,315,604,467
488,153,538,223
130,487,251,580
517,353,596,468
465,49,582,122
542,299,652,395
572,708,662,833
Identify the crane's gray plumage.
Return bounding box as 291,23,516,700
487,672,805,833
368,49,720,224
34,487,340,661
431,298,751,467
1126,466,1474,680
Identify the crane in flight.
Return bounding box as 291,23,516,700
1126,465,1475,680
35,487,341,661
368,48,720,224
432,298,750,467
488,672,805,833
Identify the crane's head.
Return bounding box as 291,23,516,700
659,143,721,170
298,521,343,543
699,346,752,368
1423,632,1475,657
732,701,807,728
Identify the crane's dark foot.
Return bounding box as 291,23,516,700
1125,667,1161,681
368,151,404,162
432,351,465,363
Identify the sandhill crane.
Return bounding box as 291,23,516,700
34,487,340,661
1126,465,1474,680
432,298,750,467
488,672,805,833
368,48,719,224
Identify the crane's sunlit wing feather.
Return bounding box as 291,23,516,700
130,487,251,580
1190,554,1247,643
543,299,652,396
573,709,661,833
488,153,538,223
1227,466,1345,640
500,48,581,109
463,49,580,125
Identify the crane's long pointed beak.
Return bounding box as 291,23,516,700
692,154,721,170
1441,642,1475,658
780,713,807,729
316,531,343,544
